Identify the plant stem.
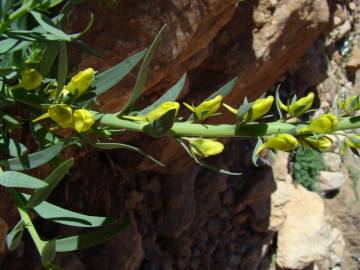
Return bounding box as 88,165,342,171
7,188,45,254
97,113,360,138
0,1,35,35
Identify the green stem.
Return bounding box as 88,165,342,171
98,113,360,138
7,188,45,253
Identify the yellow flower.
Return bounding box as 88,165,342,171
20,68,43,90
73,109,95,133
301,136,333,151
337,96,360,113
33,104,73,129
345,135,360,149
256,134,299,155
278,92,314,116
223,96,274,122
124,101,180,123
187,138,224,157
302,113,338,134
183,95,222,121
67,68,94,96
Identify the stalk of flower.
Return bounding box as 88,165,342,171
183,95,222,121
300,113,338,134
67,68,95,96
300,135,333,151
223,96,274,122
256,134,299,155
185,138,224,157
277,92,314,117
123,101,180,123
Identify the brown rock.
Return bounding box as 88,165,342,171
0,217,8,265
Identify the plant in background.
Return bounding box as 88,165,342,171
292,148,325,191
2,1,360,269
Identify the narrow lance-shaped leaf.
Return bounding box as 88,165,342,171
0,142,64,171
94,50,146,96
55,220,131,252
252,137,263,167
275,85,283,119
6,220,24,251
40,41,59,77
21,193,114,228
95,143,164,166
0,171,48,188
56,42,68,95
26,158,74,208
138,73,187,115
31,11,70,41
118,25,167,115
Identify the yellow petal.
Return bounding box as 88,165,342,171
263,134,299,152
188,138,224,157
244,96,274,121
288,92,314,116
20,68,43,90
67,68,94,96
73,109,95,133
33,112,50,122
48,104,73,128
193,95,222,120
302,136,333,151
303,113,338,134
146,101,180,123
183,102,195,112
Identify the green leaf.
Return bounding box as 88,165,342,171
0,67,15,77
138,73,187,116
31,11,70,41
95,143,164,166
0,142,64,171
118,25,167,115
206,77,238,100
56,42,68,94
21,193,114,228
275,85,283,119
143,109,176,138
41,240,56,267
0,171,48,188
40,41,59,77
6,138,27,158
237,97,252,121
252,137,263,167
6,220,24,251
55,220,131,252
26,158,74,208
93,50,145,96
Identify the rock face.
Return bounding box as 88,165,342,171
318,171,346,192
275,183,345,269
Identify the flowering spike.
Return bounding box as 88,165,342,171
20,68,43,90
67,68,95,96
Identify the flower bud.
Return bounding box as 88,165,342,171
302,113,338,134
48,104,73,128
124,101,180,123
223,96,274,122
67,68,94,96
278,92,314,116
73,109,95,133
20,68,43,90
301,136,333,151
337,96,360,113
188,138,224,157
183,95,222,121
256,134,298,155
345,135,360,149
